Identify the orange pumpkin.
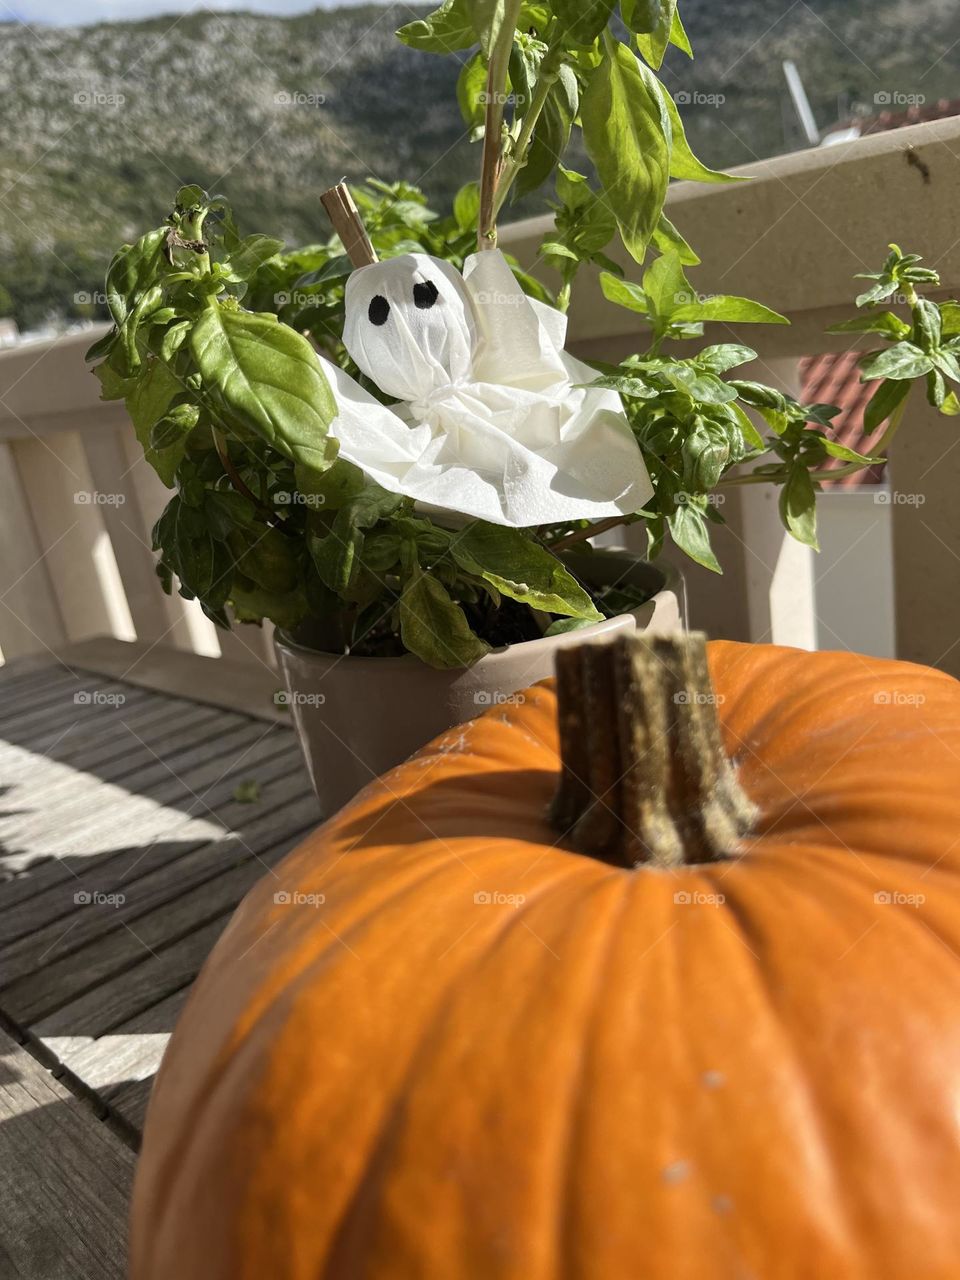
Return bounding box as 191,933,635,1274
131,640,960,1279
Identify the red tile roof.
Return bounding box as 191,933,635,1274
799,352,886,488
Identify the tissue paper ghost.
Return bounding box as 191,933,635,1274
314,248,653,528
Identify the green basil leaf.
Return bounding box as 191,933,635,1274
399,566,490,669
456,50,487,130
205,490,260,539
515,65,579,198
912,298,942,354
228,234,285,281
543,616,598,637
159,319,191,363
826,312,911,340
779,463,819,550
579,373,659,399
821,439,883,464
856,280,899,308
149,402,200,451
642,250,686,320
122,283,164,369
939,301,960,338
726,400,766,451
308,487,403,594
581,40,670,263
508,34,544,120
656,78,743,183
552,0,616,44
696,344,757,373
730,380,788,411
453,181,481,233
940,390,960,417
651,211,700,265
660,363,739,404
126,358,184,487
926,369,946,408
541,240,581,262
859,342,934,382
93,359,136,402
361,532,403,574
668,6,693,56
599,270,649,314
555,164,594,211
396,0,476,52
294,255,353,289
230,526,299,594
105,227,166,329
681,419,729,490
450,523,602,619
85,327,118,364
230,581,307,629
294,458,367,511
667,502,721,572
623,0,676,67
672,294,788,325
933,349,960,383
191,305,339,474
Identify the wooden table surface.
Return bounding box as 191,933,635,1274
0,639,320,1278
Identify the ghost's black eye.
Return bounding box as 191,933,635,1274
413,280,439,310
368,295,390,326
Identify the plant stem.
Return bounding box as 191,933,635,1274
491,29,564,219
549,515,638,552
211,426,288,531
477,2,523,252
550,633,756,867
721,388,913,488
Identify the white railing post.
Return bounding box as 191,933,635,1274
736,357,817,649
888,397,960,678
0,440,66,661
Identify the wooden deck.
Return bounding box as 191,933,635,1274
0,640,321,1278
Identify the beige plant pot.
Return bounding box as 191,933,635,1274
275,548,684,816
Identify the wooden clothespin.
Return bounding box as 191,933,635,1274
320,181,379,269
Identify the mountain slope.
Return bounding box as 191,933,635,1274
0,0,955,327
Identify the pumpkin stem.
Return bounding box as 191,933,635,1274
549,633,756,868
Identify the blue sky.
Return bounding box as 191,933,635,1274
3,0,380,22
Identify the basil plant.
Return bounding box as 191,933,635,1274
88,4,950,668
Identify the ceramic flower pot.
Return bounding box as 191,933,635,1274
275,548,684,816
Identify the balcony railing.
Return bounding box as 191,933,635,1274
2,114,958,675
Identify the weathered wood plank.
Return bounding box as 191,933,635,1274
0,721,294,926
50,987,189,1103
107,1073,157,1133
0,661,82,700
0,1028,134,1279
0,646,320,1186
0,782,317,986
0,669,114,723
0,705,255,831
0,717,281,867
0,684,154,757
1,694,224,786
16,824,309,1030
0,653,61,685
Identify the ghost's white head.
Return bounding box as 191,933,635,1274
341,253,478,402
